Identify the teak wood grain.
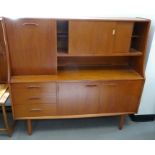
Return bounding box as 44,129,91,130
4,18,57,75
58,82,100,115
69,21,115,55
10,69,143,83
113,22,133,53
10,83,56,105
69,21,134,55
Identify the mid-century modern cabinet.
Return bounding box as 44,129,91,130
0,19,7,83
1,17,150,135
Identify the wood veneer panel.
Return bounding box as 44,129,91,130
69,21,115,55
113,22,134,53
4,18,57,75
58,82,100,115
14,103,57,118
10,69,143,83
99,80,144,113
11,83,56,105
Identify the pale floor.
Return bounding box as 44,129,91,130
0,113,155,140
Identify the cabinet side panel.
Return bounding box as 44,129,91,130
0,20,7,82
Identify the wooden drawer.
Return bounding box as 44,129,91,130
11,83,57,105
12,95,56,105
14,103,57,118
11,83,56,94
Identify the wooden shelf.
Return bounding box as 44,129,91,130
57,49,142,57
11,69,143,83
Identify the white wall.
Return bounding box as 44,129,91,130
138,35,155,114
0,0,155,114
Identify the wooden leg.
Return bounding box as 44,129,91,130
118,115,126,130
1,104,12,137
27,119,32,135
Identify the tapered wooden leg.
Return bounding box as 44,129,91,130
118,115,126,130
27,119,32,135
1,104,12,137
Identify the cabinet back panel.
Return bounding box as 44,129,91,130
58,56,130,68
5,18,57,75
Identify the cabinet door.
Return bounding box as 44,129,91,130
58,82,100,115
69,21,115,55
5,18,57,75
100,81,143,113
0,21,7,82
113,22,133,53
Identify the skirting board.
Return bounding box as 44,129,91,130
130,114,155,122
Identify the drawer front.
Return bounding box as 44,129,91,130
14,103,57,118
11,83,57,105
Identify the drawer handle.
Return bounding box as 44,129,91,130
30,108,42,112
85,84,97,87
22,23,39,26
27,86,41,89
28,97,40,100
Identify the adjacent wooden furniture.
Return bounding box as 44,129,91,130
1,17,150,135
0,19,7,83
0,84,12,136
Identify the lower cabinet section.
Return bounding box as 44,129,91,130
58,80,143,115
11,80,144,119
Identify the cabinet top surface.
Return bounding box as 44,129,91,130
10,69,143,83
1,17,150,22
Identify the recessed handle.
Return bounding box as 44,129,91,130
22,23,39,26
85,84,97,87
30,108,42,112
27,86,41,89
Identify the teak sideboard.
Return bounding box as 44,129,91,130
0,17,150,135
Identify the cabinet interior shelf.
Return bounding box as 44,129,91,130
11,68,143,83
57,49,142,57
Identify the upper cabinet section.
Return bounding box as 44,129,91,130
69,20,134,56
4,18,57,75
54,19,150,57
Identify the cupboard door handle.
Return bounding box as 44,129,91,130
28,97,40,100
22,23,39,26
30,108,42,112
112,29,116,35
27,86,41,89
85,84,97,87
